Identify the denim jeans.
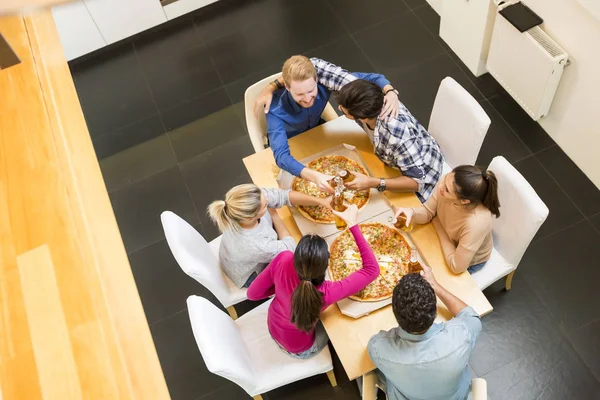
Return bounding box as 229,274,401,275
467,261,487,274
276,321,329,360
242,272,258,288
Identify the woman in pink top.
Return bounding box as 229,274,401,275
247,205,380,359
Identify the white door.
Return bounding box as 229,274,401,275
83,0,167,44
440,0,497,77
51,1,107,61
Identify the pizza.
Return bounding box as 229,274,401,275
291,155,371,223
328,222,411,301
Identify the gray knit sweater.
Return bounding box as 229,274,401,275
219,188,296,288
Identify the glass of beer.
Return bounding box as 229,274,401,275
408,246,422,274
338,169,356,183
393,212,413,232
331,188,348,230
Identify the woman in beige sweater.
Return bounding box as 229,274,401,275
395,165,500,274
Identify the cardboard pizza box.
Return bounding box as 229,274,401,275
325,209,427,319
277,143,391,239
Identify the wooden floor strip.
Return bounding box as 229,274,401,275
17,245,82,400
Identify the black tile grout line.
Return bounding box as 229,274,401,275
323,3,383,73
126,235,170,258
531,216,587,245
509,143,558,166
408,2,451,56
102,103,249,196
520,273,600,386
91,113,164,144
149,307,189,328
130,39,206,231
131,39,170,138
532,151,589,220
191,17,228,89
125,218,204,258
104,162,176,195
177,158,205,235
479,275,589,383
192,384,241,400
324,2,411,48
586,217,600,237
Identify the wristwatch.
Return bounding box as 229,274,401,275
271,79,284,90
376,178,387,192
384,87,399,96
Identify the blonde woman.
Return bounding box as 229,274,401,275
208,184,330,288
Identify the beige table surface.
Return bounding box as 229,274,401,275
242,116,493,382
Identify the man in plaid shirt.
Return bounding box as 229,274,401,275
337,78,444,202
255,56,400,193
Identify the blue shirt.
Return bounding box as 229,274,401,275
368,306,482,400
266,58,391,176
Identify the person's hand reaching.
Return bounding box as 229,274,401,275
316,172,335,194
420,263,439,291
380,90,400,119
254,85,277,117
344,171,377,191
394,207,415,228
332,204,359,228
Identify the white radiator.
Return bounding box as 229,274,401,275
486,3,569,120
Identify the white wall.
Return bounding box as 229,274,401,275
428,0,600,188
525,0,600,189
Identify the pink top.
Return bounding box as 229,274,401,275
247,225,380,353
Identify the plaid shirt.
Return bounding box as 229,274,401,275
310,58,390,91
358,102,444,202
267,58,390,176
311,58,443,201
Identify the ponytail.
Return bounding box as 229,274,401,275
482,170,501,218
207,200,233,232
290,235,329,332
207,184,263,232
291,281,324,332
453,165,501,218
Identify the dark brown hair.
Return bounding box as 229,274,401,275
452,165,501,218
392,274,437,333
290,235,329,332
337,79,384,119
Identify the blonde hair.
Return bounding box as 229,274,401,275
207,184,263,232
282,55,317,86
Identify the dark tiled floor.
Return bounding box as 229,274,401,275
69,0,600,399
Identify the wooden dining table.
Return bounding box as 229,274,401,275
243,116,493,399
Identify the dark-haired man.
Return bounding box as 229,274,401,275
338,80,443,202
368,265,482,400
254,56,400,193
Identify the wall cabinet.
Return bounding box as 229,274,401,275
51,0,106,61
439,0,498,77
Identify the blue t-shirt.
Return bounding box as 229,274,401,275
265,58,390,176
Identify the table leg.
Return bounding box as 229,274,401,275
361,371,378,400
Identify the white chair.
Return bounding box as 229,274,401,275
372,375,487,400
428,77,491,175
187,295,336,400
160,211,247,319
244,72,339,153
470,156,549,290
471,378,488,400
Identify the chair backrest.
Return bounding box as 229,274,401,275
428,77,491,168
489,156,549,266
160,211,232,306
244,72,280,153
187,296,256,393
